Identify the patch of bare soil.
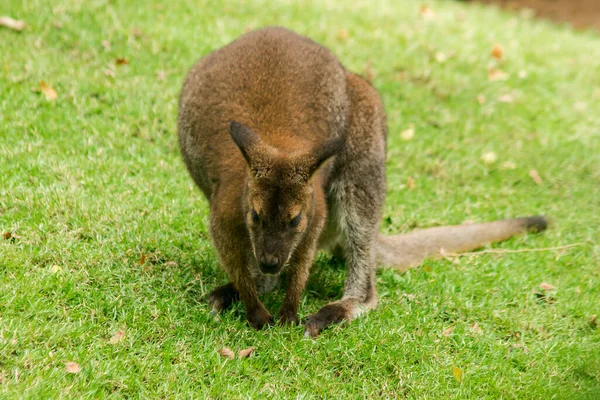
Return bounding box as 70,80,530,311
471,0,600,31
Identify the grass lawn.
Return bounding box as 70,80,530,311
1,0,599,397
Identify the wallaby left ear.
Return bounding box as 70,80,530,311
305,135,346,177
229,121,260,165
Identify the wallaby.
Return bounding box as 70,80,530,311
178,27,547,337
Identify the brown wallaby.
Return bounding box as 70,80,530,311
178,27,547,337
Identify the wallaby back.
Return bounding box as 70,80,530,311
376,216,548,271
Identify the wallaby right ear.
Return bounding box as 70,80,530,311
229,121,260,165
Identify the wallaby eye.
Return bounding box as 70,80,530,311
251,209,260,223
289,212,302,228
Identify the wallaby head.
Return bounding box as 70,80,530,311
229,120,345,275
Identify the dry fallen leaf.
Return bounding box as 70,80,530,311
502,161,517,170
498,94,515,103
218,347,235,360
481,151,498,165
491,44,504,60
3,232,11,240
452,366,463,383
400,126,414,141
337,29,349,41
238,347,255,359
0,16,25,31
470,323,483,335
590,315,597,328
443,326,454,337
529,169,543,185
39,81,57,101
156,70,168,81
139,252,146,265
420,5,435,20
511,343,529,353
435,52,447,63
65,362,81,374
115,58,129,66
109,329,125,344
488,68,509,82
407,177,416,190
539,282,555,291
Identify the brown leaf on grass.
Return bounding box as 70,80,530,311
39,81,57,100
337,29,349,41
470,323,483,335
0,16,25,31
452,366,463,383
539,282,555,291
529,169,543,185
502,161,517,170
407,177,416,190
218,347,235,360
498,94,515,103
131,27,143,37
511,343,529,353
443,326,454,337
491,44,504,60
115,58,129,66
488,68,509,81
139,252,146,265
109,329,125,344
481,151,497,165
65,362,81,373
590,315,597,328
238,347,255,359
156,70,168,81
3,232,11,240
400,126,414,141
419,5,435,20
435,52,448,63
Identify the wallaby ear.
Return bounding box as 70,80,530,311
229,121,260,165
305,135,346,177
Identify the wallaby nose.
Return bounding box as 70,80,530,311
259,255,280,274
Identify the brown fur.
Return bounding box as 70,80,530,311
178,27,547,336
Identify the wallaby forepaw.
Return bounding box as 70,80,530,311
277,311,300,326
247,307,273,330
304,303,349,338
207,283,239,313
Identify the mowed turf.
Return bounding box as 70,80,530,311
1,0,599,397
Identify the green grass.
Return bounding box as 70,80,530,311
1,0,599,397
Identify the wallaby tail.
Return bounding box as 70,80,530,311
376,216,547,272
